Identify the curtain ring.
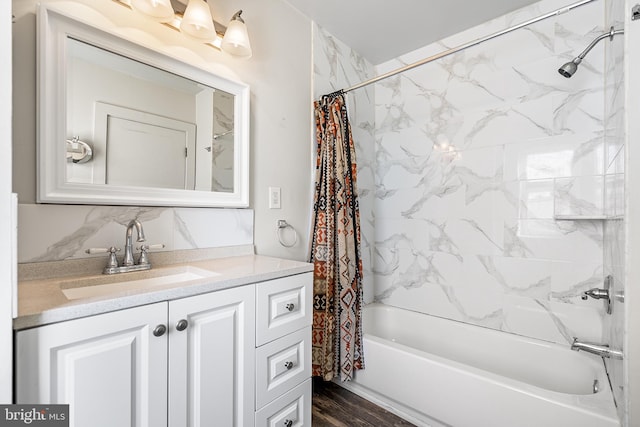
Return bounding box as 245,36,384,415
277,220,298,248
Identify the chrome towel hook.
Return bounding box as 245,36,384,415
277,220,298,248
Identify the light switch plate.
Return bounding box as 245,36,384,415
269,187,281,209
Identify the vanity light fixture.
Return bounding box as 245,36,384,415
130,0,175,23
115,0,252,58
221,10,252,58
180,0,217,42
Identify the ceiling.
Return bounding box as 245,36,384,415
283,0,542,65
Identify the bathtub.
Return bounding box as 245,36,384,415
340,304,620,427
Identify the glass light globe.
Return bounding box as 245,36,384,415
180,0,216,42
130,0,175,23
221,17,252,58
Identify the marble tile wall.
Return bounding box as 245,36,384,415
312,23,377,303
18,204,253,263
603,0,626,422
372,0,609,344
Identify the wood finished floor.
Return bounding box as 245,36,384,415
312,377,416,427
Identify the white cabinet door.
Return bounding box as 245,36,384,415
15,302,168,427
169,285,255,427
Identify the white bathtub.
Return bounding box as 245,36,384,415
340,304,620,427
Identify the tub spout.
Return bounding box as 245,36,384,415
571,338,623,360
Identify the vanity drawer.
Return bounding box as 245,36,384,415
256,326,311,409
255,378,311,427
256,273,312,346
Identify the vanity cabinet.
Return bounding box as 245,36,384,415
254,274,312,426
16,284,255,427
15,271,313,427
15,302,169,427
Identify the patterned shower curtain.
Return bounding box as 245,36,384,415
310,92,364,381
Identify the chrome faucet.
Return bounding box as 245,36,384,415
86,219,164,275
85,219,166,274
571,338,623,360
122,219,146,266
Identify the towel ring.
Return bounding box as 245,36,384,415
277,220,298,248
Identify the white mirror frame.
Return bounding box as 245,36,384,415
37,6,250,207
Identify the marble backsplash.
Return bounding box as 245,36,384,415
18,204,253,263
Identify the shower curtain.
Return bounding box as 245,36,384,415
310,92,364,381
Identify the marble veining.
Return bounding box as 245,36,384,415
313,0,621,396
27,207,165,262
18,204,254,263
554,175,604,217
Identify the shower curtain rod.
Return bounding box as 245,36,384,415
335,0,597,96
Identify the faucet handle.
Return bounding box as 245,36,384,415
137,243,165,266
85,247,120,268
138,244,165,251
85,247,120,255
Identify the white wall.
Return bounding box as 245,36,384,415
13,0,313,262
0,0,13,404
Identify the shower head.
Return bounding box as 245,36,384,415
558,26,624,78
558,58,581,78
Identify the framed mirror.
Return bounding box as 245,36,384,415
38,6,250,207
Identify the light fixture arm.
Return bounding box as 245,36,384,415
231,10,245,24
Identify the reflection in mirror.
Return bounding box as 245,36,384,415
66,38,235,193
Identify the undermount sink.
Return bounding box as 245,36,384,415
60,266,220,300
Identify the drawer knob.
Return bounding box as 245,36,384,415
284,361,294,370
153,324,167,337
176,319,189,331
284,419,293,427
285,303,295,312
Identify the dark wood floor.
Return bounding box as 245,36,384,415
312,377,416,427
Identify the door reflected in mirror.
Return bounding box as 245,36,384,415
66,38,234,193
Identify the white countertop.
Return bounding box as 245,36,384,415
15,254,313,330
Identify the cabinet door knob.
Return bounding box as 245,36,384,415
284,361,294,370
285,303,295,312
153,324,167,337
176,319,189,331
284,419,293,427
